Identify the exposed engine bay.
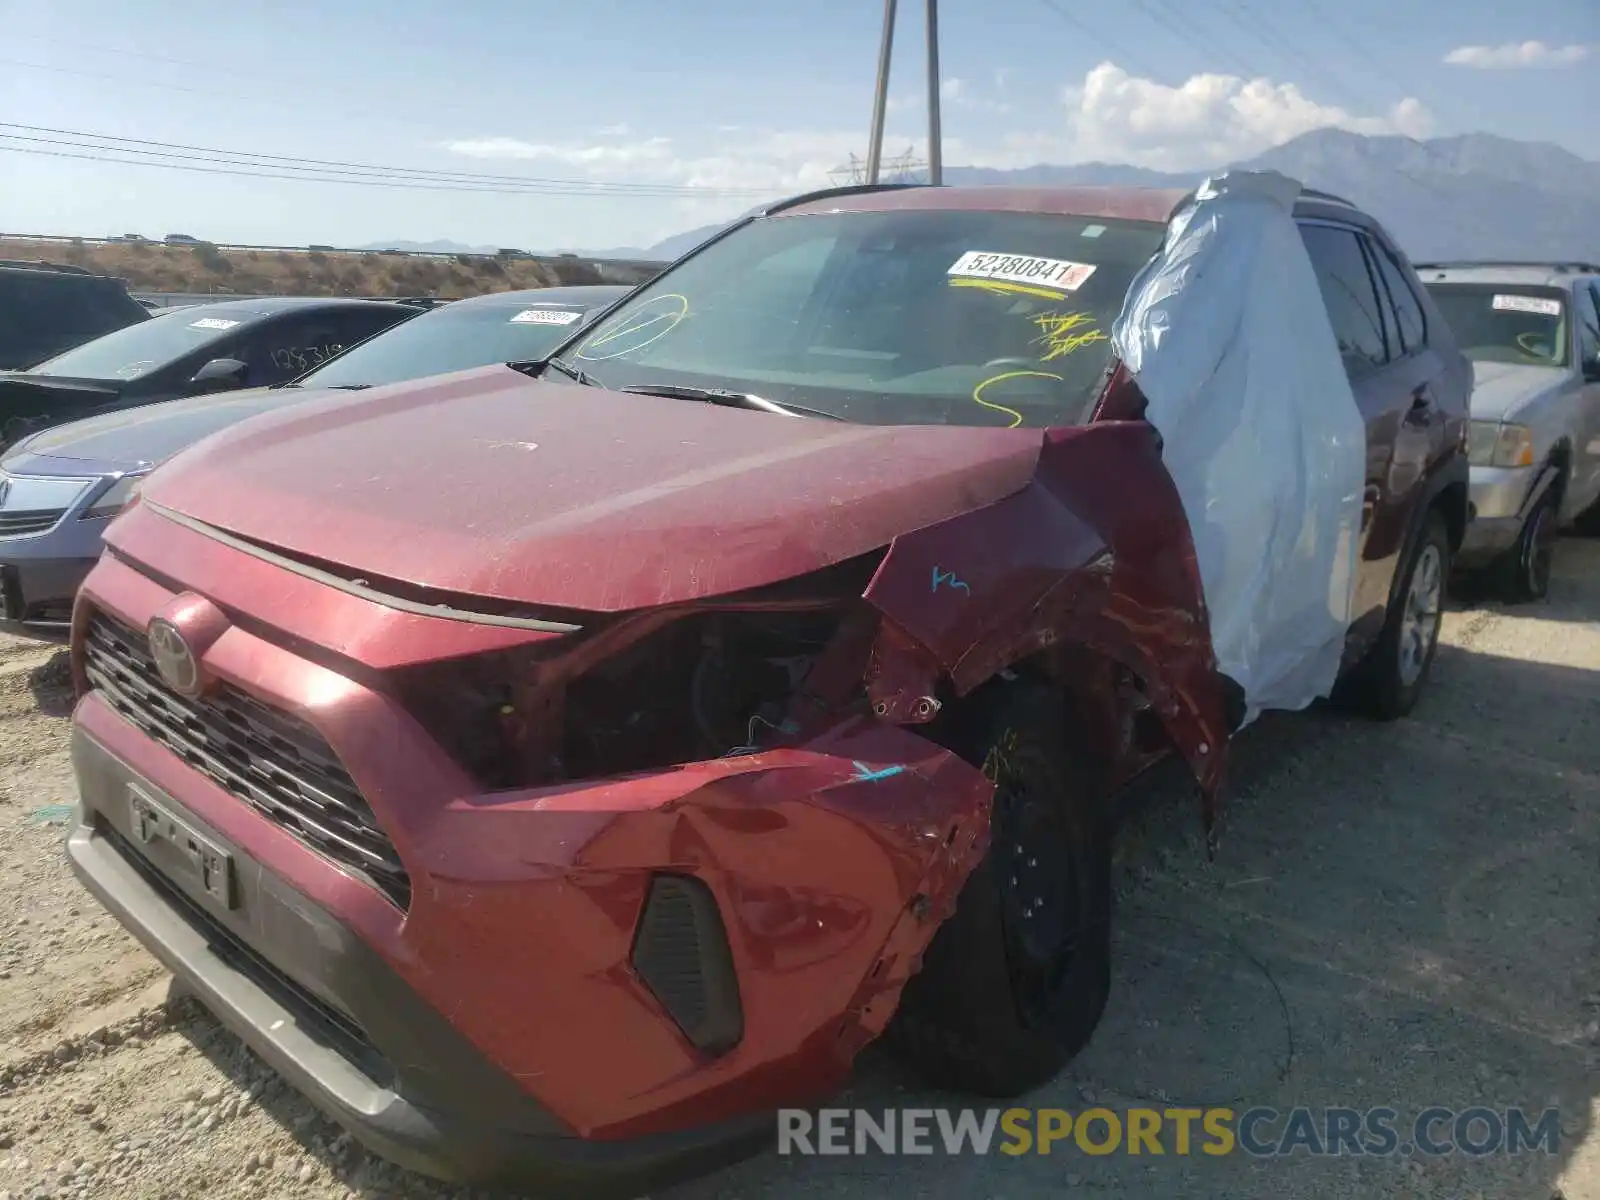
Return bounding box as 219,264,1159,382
395,605,866,791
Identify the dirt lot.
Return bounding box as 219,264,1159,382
2,542,1598,1200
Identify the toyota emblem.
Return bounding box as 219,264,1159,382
147,618,201,696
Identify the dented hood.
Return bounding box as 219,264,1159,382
138,365,1046,611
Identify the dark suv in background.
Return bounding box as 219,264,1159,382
1290,200,1471,694
0,260,151,371
0,297,419,451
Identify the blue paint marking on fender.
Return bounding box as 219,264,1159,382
851,761,908,783
930,567,971,595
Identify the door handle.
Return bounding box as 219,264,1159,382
1361,483,1380,532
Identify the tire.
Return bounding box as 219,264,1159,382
1492,486,1558,602
886,683,1112,1097
1354,511,1450,721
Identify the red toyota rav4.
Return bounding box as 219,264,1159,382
65,181,1469,1195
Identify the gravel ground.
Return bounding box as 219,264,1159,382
2,540,1598,1200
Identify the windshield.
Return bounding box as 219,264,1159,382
561,208,1166,427
1424,284,1570,368
301,299,597,389
29,307,251,381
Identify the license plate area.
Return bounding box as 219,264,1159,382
128,785,235,909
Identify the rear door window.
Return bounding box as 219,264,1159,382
1367,240,1426,356
230,308,412,385
1299,224,1390,375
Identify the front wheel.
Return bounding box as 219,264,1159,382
886,683,1112,1097
1493,487,1558,602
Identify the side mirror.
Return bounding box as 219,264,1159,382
187,357,248,394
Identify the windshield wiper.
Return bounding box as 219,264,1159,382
618,383,845,421
323,383,371,391
544,356,602,387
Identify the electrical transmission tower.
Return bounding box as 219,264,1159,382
828,147,928,186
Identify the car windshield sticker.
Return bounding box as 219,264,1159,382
1080,225,1107,239
510,308,583,325
189,317,240,331
1492,294,1562,317
947,251,1098,294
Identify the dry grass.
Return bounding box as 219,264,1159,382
0,237,652,298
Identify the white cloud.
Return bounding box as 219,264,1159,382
443,129,930,200
1443,41,1590,68
1065,62,1434,170
595,123,632,137
441,59,1435,233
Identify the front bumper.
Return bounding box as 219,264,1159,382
0,554,97,640
68,724,775,1195
1456,463,1551,568
67,532,994,1190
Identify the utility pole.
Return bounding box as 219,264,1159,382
864,0,942,185
925,0,942,184
864,0,897,184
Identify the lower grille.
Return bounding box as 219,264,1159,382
0,507,66,537
102,821,391,1083
83,612,412,909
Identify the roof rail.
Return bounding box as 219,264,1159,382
0,258,95,275
1299,187,1359,209
1413,260,1600,275
760,182,929,216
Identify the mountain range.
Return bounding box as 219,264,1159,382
641,128,1600,263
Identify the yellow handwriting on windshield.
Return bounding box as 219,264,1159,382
1032,310,1109,362
950,278,1071,301
971,370,1065,429
576,293,689,362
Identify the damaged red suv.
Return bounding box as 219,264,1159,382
65,180,1469,1194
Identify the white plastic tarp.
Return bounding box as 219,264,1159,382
1111,170,1365,723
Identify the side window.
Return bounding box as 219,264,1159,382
1368,239,1426,356
1576,284,1600,362
232,310,408,385
1299,223,1390,375
313,309,414,367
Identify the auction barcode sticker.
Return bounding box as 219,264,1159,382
1492,294,1562,317
948,251,1098,292
510,308,583,325
189,317,240,331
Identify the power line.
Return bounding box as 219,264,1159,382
1032,0,1166,80
0,140,773,199
0,128,778,200
0,124,772,194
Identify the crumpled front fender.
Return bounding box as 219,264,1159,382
401,719,992,1140
861,420,1229,814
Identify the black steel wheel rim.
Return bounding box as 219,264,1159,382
991,747,1082,1022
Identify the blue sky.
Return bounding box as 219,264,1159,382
1,0,1594,252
